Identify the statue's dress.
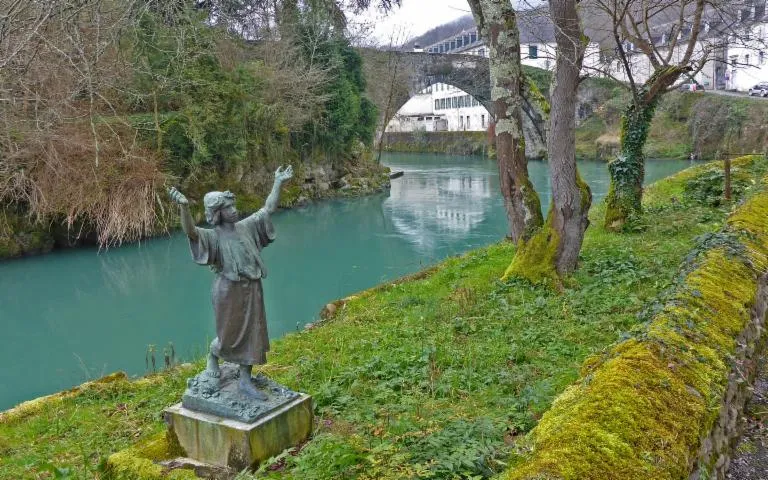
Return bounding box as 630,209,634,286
189,208,275,365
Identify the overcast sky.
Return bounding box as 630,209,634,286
350,0,472,45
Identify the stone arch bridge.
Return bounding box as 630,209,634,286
359,49,548,158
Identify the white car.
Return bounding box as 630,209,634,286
748,82,768,97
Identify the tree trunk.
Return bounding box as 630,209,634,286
603,101,655,230
468,0,542,242
604,68,685,231
504,0,591,283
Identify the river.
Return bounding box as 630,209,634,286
0,153,695,411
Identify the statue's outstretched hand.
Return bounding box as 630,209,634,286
275,165,293,183
168,187,188,205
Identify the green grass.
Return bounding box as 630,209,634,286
2,157,766,479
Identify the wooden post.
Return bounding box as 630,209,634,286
724,154,732,202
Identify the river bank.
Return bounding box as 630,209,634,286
0,157,391,261
2,156,765,479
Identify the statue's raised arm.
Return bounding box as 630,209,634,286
168,187,198,241
264,165,294,214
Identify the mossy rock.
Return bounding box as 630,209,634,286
105,432,195,480
0,208,55,259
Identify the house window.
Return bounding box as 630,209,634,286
435,100,440,110
440,98,447,109
459,116,464,129
457,37,463,47
745,53,751,65
466,116,470,129
528,45,538,59
481,115,485,127
478,48,485,57
451,40,456,50
439,45,444,53
760,51,765,65
452,97,458,108
470,32,477,43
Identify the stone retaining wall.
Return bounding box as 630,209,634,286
506,183,768,479
381,131,491,156
690,276,768,478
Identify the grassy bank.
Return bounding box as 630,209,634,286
2,156,767,479
576,91,768,161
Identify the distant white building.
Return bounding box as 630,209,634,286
386,83,489,133
415,4,768,94
725,16,768,91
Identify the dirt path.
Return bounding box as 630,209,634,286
727,359,768,479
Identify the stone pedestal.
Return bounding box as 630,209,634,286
164,393,313,471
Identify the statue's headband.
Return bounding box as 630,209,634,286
203,191,235,224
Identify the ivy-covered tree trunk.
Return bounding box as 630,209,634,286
603,101,656,230
468,0,543,242
604,67,687,231
504,0,591,283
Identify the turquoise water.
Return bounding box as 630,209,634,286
0,154,694,410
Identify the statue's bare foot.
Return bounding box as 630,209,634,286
238,377,267,401
205,354,221,378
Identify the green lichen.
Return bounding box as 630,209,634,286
524,76,550,116
505,186,768,479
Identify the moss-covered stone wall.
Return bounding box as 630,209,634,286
506,158,768,479
381,131,492,156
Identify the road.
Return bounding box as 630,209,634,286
704,89,768,100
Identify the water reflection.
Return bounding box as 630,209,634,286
386,168,493,253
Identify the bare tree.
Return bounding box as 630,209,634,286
467,0,543,243
586,0,765,229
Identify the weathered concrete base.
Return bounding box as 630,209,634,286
164,394,312,471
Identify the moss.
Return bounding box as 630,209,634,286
105,431,196,479
505,187,768,479
278,184,302,208
0,207,55,259
524,76,551,116
234,193,265,215
0,372,129,425
503,210,559,285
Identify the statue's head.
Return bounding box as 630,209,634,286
203,191,238,225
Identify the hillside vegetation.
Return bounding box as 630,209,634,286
0,2,385,260
575,87,768,161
